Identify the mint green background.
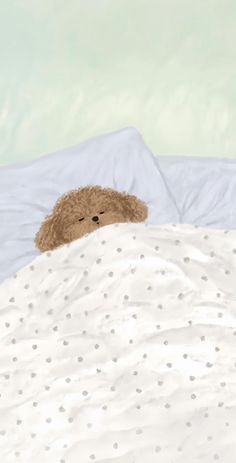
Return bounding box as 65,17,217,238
0,0,236,165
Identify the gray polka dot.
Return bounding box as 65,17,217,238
189,376,195,381
117,248,122,253
89,455,95,460
46,418,52,423
96,258,101,264
77,356,83,362
140,254,144,259
136,388,142,394
82,390,88,396
136,428,142,434
65,377,71,383
33,402,38,407
206,362,213,368
191,393,197,399
59,406,65,413
101,240,106,245
94,344,99,349
178,293,184,300
166,363,172,368
9,297,15,303
108,272,114,277
113,442,118,449
32,344,37,350
164,403,171,408
155,446,161,453
46,357,52,363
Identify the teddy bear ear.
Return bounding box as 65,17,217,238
121,193,148,223
35,212,63,252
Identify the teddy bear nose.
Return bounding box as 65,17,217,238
92,216,99,222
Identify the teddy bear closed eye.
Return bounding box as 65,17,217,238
35,185,148,252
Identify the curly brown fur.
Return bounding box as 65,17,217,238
35,186,148,252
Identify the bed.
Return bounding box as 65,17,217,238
0,128,236,462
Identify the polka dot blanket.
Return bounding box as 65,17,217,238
0,223,236,463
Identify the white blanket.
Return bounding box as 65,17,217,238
0,223,236,463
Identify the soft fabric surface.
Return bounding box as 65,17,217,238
0,127,178,283
0,223,235,462
157,155,236,228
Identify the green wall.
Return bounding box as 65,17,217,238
0,0,236,165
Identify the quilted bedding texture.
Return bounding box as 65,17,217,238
0,223,236,462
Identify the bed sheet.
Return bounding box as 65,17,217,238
0,222,236,462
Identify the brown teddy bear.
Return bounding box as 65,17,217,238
35,185,148,252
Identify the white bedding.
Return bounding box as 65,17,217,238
0,223,236,462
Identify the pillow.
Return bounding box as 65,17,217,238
0,127,178,282
157,155,236,229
